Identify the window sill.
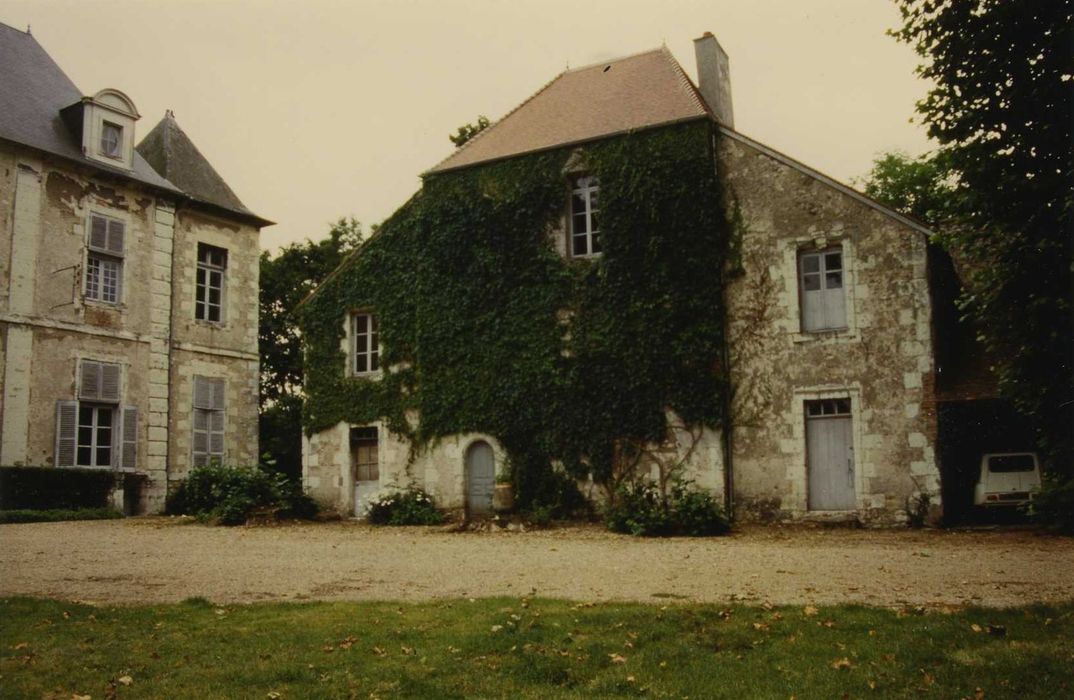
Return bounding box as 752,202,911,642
82,299,126,311
791,328,859,345
194,319,227,329
348,370,384,381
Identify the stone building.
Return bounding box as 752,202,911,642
301,33,943,524
0,24,269,511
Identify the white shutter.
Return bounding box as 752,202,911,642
79,360,101,400
89,215,108,250
106,219,125,255
100,363,121,402
209,410,225,457
120,406,138,470
55,400,78,467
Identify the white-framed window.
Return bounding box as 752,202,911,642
570,175,601,257
195,243,227,323
798,248,846,332
84,213,125,304
54,359,137,469
100,121,123,159
351,312,380,375
192,376,226,467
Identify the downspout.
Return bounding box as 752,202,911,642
711,124,735,520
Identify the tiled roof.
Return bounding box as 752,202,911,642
0,22,179,192
427,47,710,174
137,112,269,225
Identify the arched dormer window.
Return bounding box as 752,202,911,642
80,89,140,170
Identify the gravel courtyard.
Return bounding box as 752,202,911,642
2,519,1072,607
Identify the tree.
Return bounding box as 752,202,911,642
859,151,954,228
449,115,490,147
894,0,1074,474
259,218,364,477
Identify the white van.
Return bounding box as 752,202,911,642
973,452,1042,508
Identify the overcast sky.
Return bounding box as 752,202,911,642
3,0,933,251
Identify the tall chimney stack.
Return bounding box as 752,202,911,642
693,32,734,128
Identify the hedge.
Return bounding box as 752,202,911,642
0,508,123,524
0,466,115,510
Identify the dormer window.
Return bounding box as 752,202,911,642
63,88,140,170
100,121,123,159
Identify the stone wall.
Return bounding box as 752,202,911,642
0,144,261,513
718,132,939,524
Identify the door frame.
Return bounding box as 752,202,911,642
792,385,863,513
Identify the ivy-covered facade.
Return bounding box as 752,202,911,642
300,35,944,524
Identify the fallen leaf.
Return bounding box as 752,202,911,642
819,620,836,628
372,646,387,656
804,605,818,617
322,645,334,653
214,608,227,616
626,675,636,682
971,624,983,633
117,676,133,686
831,657,852,670
974,688,985,700
609,653,627,664
267,693,281,700
752,622,769,631
13,642,29,650
71,695,92,700
401,646,415,655
490,625,503,633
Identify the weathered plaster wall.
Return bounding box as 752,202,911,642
718,135,939,524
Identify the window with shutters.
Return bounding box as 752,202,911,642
569,175,601,258
798,248,847,332
192,375,225,466
195,243,227,323
84,213,125,304
55,360,137,470
351,312,380,376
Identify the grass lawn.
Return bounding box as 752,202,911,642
1,597,1071,699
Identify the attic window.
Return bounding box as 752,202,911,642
100,122,123,159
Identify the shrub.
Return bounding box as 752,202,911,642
366,488,444,526
605,480,729,537
166,465,317,525
0,507,123,524
1030,476,1074,534
0,466,115,510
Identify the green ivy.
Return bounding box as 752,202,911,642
301,121,731,507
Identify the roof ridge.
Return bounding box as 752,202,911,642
424,66,568,175
564,46,665,74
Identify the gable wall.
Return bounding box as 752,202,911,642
719,135,940,523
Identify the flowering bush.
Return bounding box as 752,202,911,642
366,488,445,526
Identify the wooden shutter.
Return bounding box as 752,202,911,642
119,406,138,470
55,400,78,467
100,363,121,401
210,378,225,410
106,219,125,254
89,215,108,250
79,360,101,400
193,375,212,410
209,411,225,456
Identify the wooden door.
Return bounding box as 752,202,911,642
465,441,495,516
806,399,855,510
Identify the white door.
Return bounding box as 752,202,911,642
806,399,855,510
351,427,380,516
465,441,495,516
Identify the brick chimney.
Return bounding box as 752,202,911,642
693,32,734,128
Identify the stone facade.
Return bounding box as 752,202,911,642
0,26,266,512
717,131,940,524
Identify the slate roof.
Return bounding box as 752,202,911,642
427,47,710,174
0,22,269,226
0,22,178,192
136,112,270,225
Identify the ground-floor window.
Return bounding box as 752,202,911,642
77,403,114,468
192,376,226,466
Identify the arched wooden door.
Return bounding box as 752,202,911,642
465,441,495,516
